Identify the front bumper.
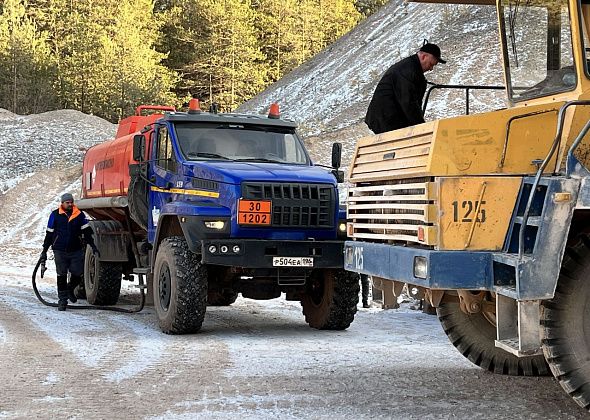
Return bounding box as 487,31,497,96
344,241,493,290
202,239,344,268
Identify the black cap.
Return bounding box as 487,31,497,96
419,42,446,64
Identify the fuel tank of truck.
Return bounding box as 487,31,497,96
82,106,174,199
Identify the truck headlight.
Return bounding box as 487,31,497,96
338,222,346,233
204,221,225,230
413,256,428,279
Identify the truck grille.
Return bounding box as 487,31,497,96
242,182,335,228
347,177,437,245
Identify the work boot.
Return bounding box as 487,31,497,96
68,275,82,303
57,290,69,311
362,300,370,309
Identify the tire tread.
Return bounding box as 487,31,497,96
541,234,590,410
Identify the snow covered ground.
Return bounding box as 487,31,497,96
0,271,586,418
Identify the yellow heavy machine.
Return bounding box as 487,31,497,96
344,0,590,410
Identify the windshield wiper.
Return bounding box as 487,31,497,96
235,157,283,163
188,152,233,161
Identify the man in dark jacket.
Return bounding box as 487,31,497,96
40,193,99,311
365,42,446,134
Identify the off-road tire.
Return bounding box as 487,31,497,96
541,235,590,410
301,269,359,330
84,245,122,305
207,290,238,306
153,236,207,334
438,300,549,376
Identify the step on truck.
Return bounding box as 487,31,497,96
75,100,359,334
344,0,590,410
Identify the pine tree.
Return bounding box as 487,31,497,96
253,0,360,83
95,0,178,120
253,0,299,82
0,0,366,118
37,0,177,121
160,0,266,111
354,0,389,17
0,0,56,114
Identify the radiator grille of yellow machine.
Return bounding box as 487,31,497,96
347,177,437,246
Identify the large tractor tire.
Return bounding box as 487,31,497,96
153,236,207,334
542,236,590,410
301,269,359,330
207,289,238,306
437,299,549,376
84,245,122,305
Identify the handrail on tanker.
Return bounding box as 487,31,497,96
518,100,590,262
422,82,505,115
135,105,176,116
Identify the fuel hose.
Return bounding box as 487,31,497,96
31,257,145,313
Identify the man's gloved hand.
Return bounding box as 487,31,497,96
39,250,48,278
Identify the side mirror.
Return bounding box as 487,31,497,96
332,169,345,183
133,134,145,162
332,142,342,169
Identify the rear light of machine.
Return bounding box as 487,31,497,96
417,226,425,242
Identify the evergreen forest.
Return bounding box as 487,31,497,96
0,0,387,121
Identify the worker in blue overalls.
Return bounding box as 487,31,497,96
40,193,99,311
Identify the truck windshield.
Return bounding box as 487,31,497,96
173,123,309,165
500,0,575,101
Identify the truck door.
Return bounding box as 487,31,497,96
148,123,180,241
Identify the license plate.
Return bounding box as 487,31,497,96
238,199,272,225
272,257,314,267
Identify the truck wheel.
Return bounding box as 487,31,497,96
541,236,590,410
437,299,549,376
84,245,122,305
153,236,207,334
207,290,238,306
301,269,359,330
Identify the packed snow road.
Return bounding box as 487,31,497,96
0,271,586,419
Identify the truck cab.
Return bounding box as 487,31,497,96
344,0,590,410
77,101,359,334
